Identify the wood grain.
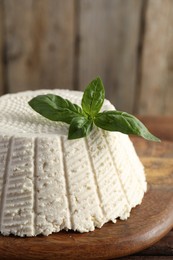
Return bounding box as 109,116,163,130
137,230,173,256
138,0,173,115
137,116,173,142
122,257,173,260
0,138,173,259
4,0,75,92
78,0,143,113
0,0,4,94
0,1,173,115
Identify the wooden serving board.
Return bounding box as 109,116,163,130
0,138,173,260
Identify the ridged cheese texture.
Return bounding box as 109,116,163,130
0,89,147,237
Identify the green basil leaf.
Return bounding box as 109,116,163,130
94,110,160,142
68,117,93,140
81,77,105,118
29,94,83,124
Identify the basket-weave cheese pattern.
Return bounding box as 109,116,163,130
0,90,147,236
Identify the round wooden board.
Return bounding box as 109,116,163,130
0,138,173,260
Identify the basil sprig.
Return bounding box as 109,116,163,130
28,94,83,124
28,77,160,142
81,77,105,118
68,117,93,140
94,111,159,142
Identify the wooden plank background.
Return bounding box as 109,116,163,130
0,0,172,115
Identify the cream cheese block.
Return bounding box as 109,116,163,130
0,89,147,237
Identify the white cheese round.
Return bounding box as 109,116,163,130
0,89,147,236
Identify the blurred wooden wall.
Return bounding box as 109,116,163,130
0,0,172,115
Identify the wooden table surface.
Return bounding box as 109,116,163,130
120,116,173,259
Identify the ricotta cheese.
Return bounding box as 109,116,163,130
0,89,147,236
